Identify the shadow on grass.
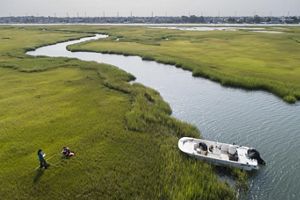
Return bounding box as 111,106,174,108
33,169,45,184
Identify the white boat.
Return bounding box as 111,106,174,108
178,137,265,171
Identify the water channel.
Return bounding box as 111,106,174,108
28,34,300,200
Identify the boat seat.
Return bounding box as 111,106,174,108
194,143,198,150
221,145,229,152
196,148,208,155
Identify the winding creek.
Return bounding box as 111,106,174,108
27,34,300,200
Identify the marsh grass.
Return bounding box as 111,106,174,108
66,26,300,103
0,26,236,199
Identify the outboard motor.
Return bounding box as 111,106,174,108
248,149,266,165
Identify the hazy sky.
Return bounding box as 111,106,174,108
1,0,299,17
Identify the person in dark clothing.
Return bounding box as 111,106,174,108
61,147,75,158
37,149,48,169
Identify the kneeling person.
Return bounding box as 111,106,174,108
61,147,75,158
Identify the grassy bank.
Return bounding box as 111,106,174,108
65,26,300,103
0,26,236,199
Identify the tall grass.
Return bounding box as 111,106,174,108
67,25,300,103
0,26,236,199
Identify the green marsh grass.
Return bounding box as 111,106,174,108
0,26,236,199
66,26,300,103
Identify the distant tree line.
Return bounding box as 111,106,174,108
0,15,299,24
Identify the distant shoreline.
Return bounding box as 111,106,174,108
1,15,299,25
1,23,300,26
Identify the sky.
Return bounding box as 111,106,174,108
1,0,299,17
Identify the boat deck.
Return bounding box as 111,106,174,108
179,137,257,166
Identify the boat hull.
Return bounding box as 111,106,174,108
178,137,259,171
